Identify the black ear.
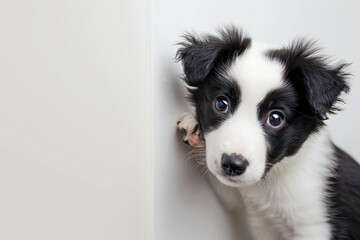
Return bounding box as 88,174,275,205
268,40,350,120
176,26,251,86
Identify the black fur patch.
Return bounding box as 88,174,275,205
258,40,350,173
190,74,241,133
257,84,322,174
176,26,251,87
328,145,360,240
176,26,250,133
267,39,350,120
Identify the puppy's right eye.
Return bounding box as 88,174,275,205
215,96,229,113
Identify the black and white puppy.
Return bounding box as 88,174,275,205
176,27,360,240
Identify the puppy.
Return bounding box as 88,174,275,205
176,26,360,240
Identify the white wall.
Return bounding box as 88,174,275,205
153,1,360,240
0,1,152,240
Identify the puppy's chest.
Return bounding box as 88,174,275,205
241,181,299,237
239,163,332,239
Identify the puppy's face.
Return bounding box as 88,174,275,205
177,27,349,187
198,46,289,187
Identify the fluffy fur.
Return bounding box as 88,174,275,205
176,26,360,240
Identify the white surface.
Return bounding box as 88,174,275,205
153,1,360,240
0,1,152,240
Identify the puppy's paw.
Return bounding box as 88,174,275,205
177,113,202,147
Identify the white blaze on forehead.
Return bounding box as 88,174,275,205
229,44,284,105
205,44,285,186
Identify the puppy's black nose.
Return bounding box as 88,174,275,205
221,153,249,176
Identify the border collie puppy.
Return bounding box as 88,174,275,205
176,26,360,240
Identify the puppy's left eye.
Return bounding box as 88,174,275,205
215,96,229,113
267,111,285,128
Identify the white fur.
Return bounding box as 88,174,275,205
241,129,335,240
205,45,284,187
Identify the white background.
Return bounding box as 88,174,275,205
0,0,359,240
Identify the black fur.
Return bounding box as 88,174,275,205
189,74,241,133
257,85,321,174
176,26,251,87
261,40,350,173
176,27,249,133
328,146,360,240
267,40,350,120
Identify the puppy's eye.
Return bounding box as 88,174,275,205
267,111,285,128
215,96,229,113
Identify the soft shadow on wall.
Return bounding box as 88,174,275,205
153,49,246,239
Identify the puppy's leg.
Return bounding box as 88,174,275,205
177,112,202,147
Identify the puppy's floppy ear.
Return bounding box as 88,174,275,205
268,39,350,120
176,26,251,87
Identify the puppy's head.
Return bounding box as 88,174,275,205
176,27,349,187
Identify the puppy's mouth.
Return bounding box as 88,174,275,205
213,170,262,188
